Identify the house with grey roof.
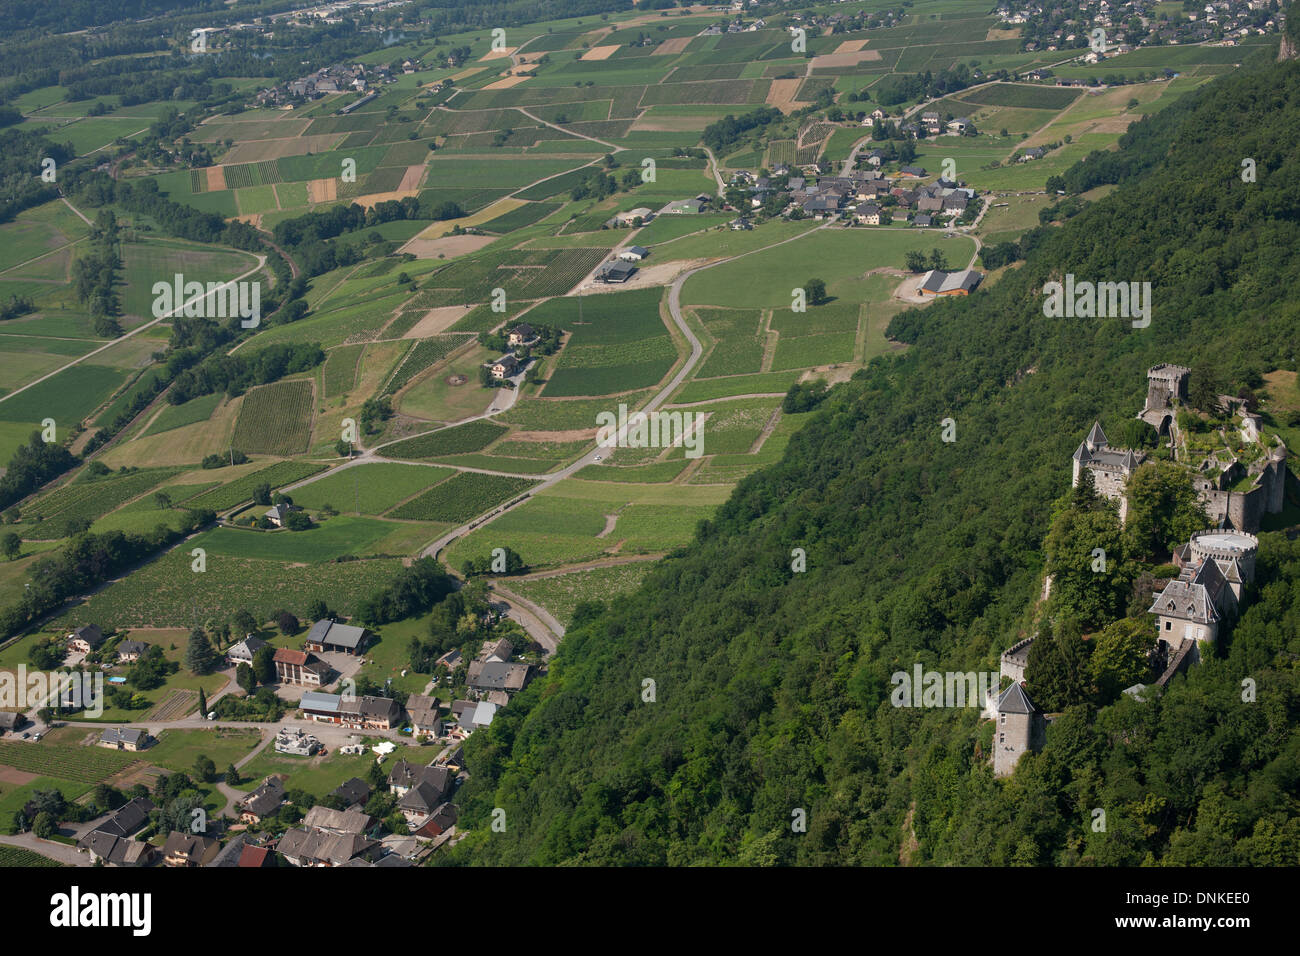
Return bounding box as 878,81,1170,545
67,624,105,654
239,777,286,823
467,659,529,693
227,635,268,666
115,640,150,663
99,727,150,752
330,777,370,809
405,693,442,738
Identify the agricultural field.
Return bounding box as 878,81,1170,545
185,460,327,513
384,420,508,459
387,472,537,523
59,547,405,627
230,379,316,456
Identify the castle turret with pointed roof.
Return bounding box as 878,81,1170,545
1071,420,1146,523
993,683,1045,777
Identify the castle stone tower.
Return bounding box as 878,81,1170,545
993,683,1044,778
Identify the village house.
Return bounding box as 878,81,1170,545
67,624,104,655
162,832,220,867
467,659,530,694
330,777,370,809
273,648,330,687
98,727,151,752
854,203,884,226
265,502,305,527
239,776,286,824
227,635,268,666
507,323,538,347
278,807,380,867
114,640,150,663
486,353,520,378
405,693,442,738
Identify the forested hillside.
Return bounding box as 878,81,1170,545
444,58,1300,866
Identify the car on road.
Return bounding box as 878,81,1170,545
593,456,602,462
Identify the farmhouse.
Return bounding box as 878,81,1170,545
303,618,369,656
0,712,22,735
609,207,654,226
76,830,155,867
918,269,983,296
98,727,151,752
661,198,704,215
67,624,105,654
274,648,330,686
618,246,650,262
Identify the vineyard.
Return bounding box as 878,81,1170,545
215,160,284,190
59,551,404,626
323,344,365,398
0,742,139,784
230,379,315,456
0,847,65,867
382,310,427,339
413,247,607,306
387,472,537,522
26,468,182,530
186,460,326,512
385,420,507,459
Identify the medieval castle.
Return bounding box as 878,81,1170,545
992,364,1291,777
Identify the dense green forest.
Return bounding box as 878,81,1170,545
442,57,1300,866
